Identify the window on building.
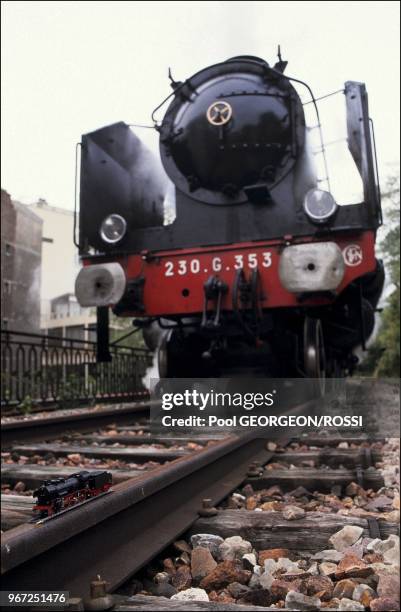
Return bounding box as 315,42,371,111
87,324,97,344
65,326,85,341
48,327,63,347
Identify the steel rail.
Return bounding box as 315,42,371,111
1,432,281,598
1,400,154,446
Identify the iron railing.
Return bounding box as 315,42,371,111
1,329,152,410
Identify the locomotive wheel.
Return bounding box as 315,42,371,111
303,317,326,395
156,330,173,378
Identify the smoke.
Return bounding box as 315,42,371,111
142,350,159,390
163,180,177,226
141,323,173,389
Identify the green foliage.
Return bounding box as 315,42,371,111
109,313,146,349
373,288,400,376
57,372,82,406
18,395,33,415
379,175,400,287
360,173,400,376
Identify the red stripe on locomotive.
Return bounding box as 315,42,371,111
84,231,375,316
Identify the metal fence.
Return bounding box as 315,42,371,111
1,329,152,411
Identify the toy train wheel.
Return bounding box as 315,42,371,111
304,317,326,396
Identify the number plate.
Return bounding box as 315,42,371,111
164,251,273,277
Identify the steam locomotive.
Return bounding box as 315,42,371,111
33,470,112,518
75,54,384,381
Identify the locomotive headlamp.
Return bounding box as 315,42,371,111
100,214,127,244
304,189,338,223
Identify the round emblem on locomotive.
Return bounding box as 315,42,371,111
343,244,363,266
206,100,233,126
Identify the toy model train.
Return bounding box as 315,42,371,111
75,53,384,381
33,470,112,518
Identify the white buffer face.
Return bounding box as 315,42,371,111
75,263,127,307
279,242,345,293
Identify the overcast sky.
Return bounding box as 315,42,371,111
2,1,399,209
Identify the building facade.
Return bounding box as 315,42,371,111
28,199,100,337
41,293,97,342
1,189,43,332
28,199,81,326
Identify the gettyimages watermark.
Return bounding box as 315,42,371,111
150,378,400,438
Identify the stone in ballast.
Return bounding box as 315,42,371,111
218,535,252,561
170,587,209,601
329,525,364,552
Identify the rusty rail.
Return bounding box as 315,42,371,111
1,433,277,597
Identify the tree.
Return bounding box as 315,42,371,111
360,174,400,376
109,313,146,349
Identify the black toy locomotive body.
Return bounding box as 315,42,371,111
75,54,384,381
33,470,112,518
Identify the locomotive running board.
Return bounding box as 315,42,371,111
29,490,113,525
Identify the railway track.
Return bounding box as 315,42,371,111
1,400,220,531
109,437,399,612
1,412,274,597
1,400,153,446
1,403,399,611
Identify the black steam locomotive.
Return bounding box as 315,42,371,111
33,470,112,518
75,54,384,381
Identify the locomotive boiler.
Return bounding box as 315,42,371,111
75,54,384,381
